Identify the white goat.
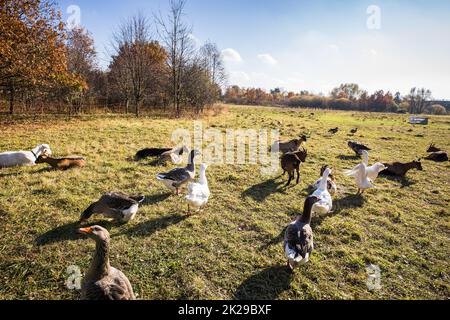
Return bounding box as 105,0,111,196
0,144,52,168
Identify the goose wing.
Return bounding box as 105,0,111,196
100,192,137,210
157,168,191,184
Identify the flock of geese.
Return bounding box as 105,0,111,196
0,124,448,300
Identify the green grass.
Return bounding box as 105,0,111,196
0,105,449,300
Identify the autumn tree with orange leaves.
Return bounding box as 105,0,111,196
0,0,85,114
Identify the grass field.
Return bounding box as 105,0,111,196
0,105,449,300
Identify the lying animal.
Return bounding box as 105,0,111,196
36,155,86,170
271,135,307,154
348,141,371,156
424,151,448,162
380,160,423,177
134,148,172,161
0,144,52,168
281,148,307,186
427,143,442,153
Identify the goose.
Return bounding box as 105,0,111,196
78,225,136,300
80,192,145,223
310,167,333,215
159,145,189,165
350,128,358,134
344,150,386,195
348,141,371,156
328,127,339,134
157,149,201,195
311,165,337,196
284,196,318,270
185,163,210,213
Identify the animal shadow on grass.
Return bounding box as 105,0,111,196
379,174,416,188
36,220,117,246
242,179,285,202
337,155,360,161
142,193,172,206
333,194,365,214
121,214,188,238
234,266,294,300
259,227,286,251
0,167,51,178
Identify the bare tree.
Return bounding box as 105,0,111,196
155,0,195,117
111,13,153,117
199,41,227,88
408,87,432,114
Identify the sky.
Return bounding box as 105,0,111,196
58,0,450,99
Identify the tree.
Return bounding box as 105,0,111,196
155,0,195,117
407,87,432,114
111,14,167,116
331,83,361,101
66,27,97,80
0,0,83,114
199,41,227,88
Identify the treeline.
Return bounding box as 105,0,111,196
224,84,448,115
0,0,225,117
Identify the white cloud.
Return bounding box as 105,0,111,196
222,48,243,63
257,53,278,65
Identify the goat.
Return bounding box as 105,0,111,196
427,143,442,153
36,155,86,171
380,160,423,177
135,148,172,161
281,148,308,186
0,144,52,168
272,135,307,154
424,151,449,162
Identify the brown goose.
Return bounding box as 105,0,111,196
284,196,318,270
80,192,145,223
78,225,135,300
156,150,201,195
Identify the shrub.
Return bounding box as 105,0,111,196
425,104,447,115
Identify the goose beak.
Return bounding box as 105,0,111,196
78,227,93,234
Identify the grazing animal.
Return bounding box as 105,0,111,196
185,164,210,214
348,141,371,156
281,147,308,186
344,150,386,195
159,145,189,165
134,148,172,160
80,192,145,223
328,127,339,134
78,226,135,300
271,135,307,154
350,128,358,134
284,196,318,270
36,155,86,170
312,165,337,196
310,167,333,215
380,160,423,177
0,144,52,168
427,143,442,153
424,151,448,162
157,150,201,195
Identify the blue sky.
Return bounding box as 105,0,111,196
59,0,450,99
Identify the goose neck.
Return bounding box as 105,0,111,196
88,239,111,280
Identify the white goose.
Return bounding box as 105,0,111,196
310,167,333,215
185,163,210,213
344,150,386,195
312,165,337,196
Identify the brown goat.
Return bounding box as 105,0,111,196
281,148,308,186
424,151,449,162
381,160,423,177
427,143,442,153
36,155,86,170
272,135,307,154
